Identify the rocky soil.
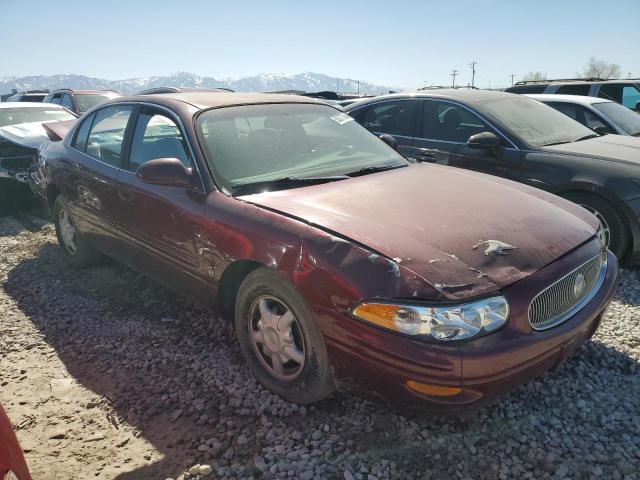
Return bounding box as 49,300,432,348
0,211,639,480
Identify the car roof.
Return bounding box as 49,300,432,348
526,94,613,106
114,91,327,110
343,89,516,110
48,88,121,94
0,102,67,109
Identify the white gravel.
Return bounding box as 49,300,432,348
0,211,639,479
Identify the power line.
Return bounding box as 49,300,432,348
451,69,459,87
469,61,477,88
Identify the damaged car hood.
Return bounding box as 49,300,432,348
0,121,63,149
241,163,599,299
542,135,640,166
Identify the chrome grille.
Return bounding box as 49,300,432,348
528,253,607,330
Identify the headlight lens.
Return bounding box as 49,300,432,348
352,296,509,341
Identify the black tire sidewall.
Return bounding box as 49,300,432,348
564,192,628,259
53,195,101,267
234,267,334,404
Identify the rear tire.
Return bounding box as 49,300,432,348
234,267,335,404
53,194,102,267
563,192,629,260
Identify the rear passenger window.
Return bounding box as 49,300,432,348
555,85,591,96
72,112,95,151
128,111,189,172
85,105,133,168
361,100,418,137
60,94,74,110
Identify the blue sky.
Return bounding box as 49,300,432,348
1,0,638,89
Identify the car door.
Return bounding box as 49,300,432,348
355,99,419,158
65,104,134,257
113,105,209,298
408,99,522,181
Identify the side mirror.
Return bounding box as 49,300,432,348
467,132,500,149
136,157,194,187
379,133,399,151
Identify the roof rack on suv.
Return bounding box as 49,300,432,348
514,77,606,85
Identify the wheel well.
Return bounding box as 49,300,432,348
217,260,263,321
557,188,632,258
46,184,61,214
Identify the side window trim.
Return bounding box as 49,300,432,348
417,99,519,149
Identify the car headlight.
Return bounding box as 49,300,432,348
351,296,509,341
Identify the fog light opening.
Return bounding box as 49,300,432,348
406,380,463,397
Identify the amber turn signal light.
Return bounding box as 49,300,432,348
406,380,462,397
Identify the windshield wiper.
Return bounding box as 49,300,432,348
632,131,640,137
574,133,601,142
231,175,349,195
346,164,408,177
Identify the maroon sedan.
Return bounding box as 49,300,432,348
35,92,618,409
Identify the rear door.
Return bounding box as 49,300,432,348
409,99,522,180
355,99,419,158
65,104,134,256
113,106,208,298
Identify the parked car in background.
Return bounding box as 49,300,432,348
505,78,640,111
0,402,32,480
43,89,122,115
526,94,640,137
4,90,49,103
38,91,617,409
0,103,76,215
343,90,640,262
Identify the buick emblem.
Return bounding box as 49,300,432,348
573,273,586,298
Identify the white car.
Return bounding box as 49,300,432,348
0,102,76,214
527,94,640,137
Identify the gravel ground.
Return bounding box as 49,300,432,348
1,211,639,480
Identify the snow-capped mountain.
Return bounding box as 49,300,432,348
0,72,396,96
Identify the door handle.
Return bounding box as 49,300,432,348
118,188,133,202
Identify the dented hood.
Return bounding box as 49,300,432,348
242,163,599,299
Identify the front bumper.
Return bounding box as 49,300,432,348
324,242,619,411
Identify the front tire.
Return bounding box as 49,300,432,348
563,192,629,260
53,194,102,267
234,267,335,404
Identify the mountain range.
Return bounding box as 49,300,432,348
0,72,397,96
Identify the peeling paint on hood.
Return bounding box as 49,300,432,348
0,121,58,149
242,163,599,299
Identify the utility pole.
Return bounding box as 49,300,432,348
510,74,516,86
469,61,477,88
451,69,459,88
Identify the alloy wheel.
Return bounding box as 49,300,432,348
58,207,77,255
248,295,306,381
579,203,611,248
